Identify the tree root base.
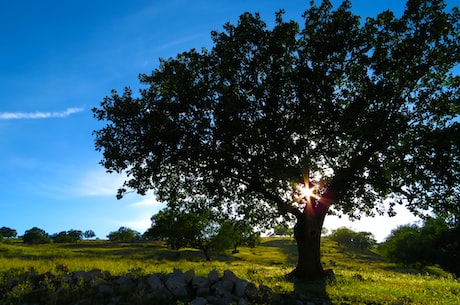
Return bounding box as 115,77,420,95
285,268,336,283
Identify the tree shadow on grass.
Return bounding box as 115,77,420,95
60,241,165,258
334,245,386,263
60,241,241,263
284,277,332,305
261,238,298,264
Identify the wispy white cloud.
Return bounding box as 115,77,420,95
74,169,126,197
120,218,152,233
128,196,159,207
154,33,208,52
0,107,84,120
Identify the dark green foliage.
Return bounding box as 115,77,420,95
107,227,141,242
145,208,214,251
23,227,50,244
93,0,460,220
53,231,76,243
0,227,17,239
329,227,376,250
380,224,422,265
52,230,83,243
439,224,460,276
93,0,460,279
83,230,96,239
379,218,460,275
145,208,259,259
213,220,260,253
352,231,378,250
273,224,294,237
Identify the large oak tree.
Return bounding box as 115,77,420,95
93,0,459,280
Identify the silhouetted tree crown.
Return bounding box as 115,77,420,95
93,0,459,279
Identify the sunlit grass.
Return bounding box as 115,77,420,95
1,237,459,304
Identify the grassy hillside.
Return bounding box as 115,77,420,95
0,237,458,304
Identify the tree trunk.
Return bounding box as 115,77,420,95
288,198,328,280
202,246,212,261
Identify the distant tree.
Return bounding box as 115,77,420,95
213,220,260,254
147,208,214,260
107,227,141,242
0,226,17,238
93,0,460,280
53,231,75,243
53,230,83,243
379,224,420,265
329,227,355,247
352,231,377,250
273,223,294,237
146,207,250,260
329,227,376,250
67,229,83,241
23,227,50,244
83,230,96,239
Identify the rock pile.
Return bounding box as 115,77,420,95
1,268,332,305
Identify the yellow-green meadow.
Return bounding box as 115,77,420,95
1,237,458,304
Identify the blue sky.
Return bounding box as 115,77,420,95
0,0,455,241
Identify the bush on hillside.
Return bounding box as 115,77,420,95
329,227,376,250
379,218,460,276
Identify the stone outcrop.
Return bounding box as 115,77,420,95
0,268,332,305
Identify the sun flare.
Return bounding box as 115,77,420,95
300,185,315,199
295,182,320,203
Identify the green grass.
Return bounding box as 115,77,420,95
1,237,459,304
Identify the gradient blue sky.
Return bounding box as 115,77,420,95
1,0,455,241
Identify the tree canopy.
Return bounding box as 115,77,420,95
0,226,17,239
52,229,83,243
379,217,460,275
107,227,141,242
145,207,258,260
23,227,50,244
93,0,459,279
